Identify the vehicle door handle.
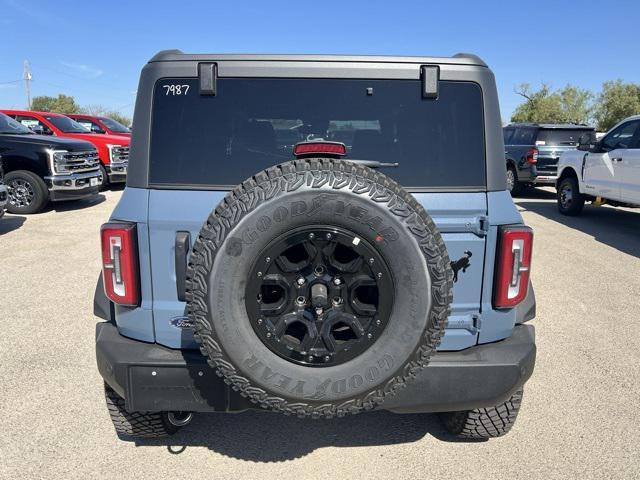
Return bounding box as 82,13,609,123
175,231,191,302
611,158,623,162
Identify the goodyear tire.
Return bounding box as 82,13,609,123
186,159,453,418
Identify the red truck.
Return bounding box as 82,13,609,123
1,110,130,188
66,113,131,137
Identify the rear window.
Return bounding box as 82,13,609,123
536,128,593,146
149,78,486,189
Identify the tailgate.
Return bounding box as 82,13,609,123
148,191,487,351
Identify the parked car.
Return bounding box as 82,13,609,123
0,112,102,214
556,115,640,215
1,110,130,189
503,123,595,195
0,155,8,218
94,51,536,440
66,114,131,137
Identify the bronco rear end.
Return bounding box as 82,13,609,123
95,51,536,440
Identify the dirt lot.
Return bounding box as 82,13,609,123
1,187,638,479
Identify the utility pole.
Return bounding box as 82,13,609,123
23,60,32,109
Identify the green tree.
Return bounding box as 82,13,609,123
511,83,565,123
511,83,592,124
31,94,80,114
593,80,640,131
558,85,593,124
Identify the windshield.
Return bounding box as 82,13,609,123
100,117,130,133
150,78,486,189
0,112,34,135
537,128,593,146
44,115,92,133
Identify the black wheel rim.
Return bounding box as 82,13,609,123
7,178,35,208
246,226,394,367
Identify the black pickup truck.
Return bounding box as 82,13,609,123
0,112,102,214
503,123,595,195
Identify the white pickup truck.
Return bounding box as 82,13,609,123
556,115,640,215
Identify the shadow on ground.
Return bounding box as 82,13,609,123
47,193,106,213
515,188,640,259
131,410,471,461
0,214,26,235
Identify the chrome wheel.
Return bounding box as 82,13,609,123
506,168,515,192
7,178,35,208
559,183,573,209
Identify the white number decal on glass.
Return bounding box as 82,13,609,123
163,84,190,96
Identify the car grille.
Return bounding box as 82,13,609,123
56,150,101,174
110,146,129,164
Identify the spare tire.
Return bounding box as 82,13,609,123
186,159,453,418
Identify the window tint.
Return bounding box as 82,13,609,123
44,115,90,133
100,117,130,133
536,128,594,146
602,121,640,150
149,78,486,189
511,128,535,145
503,127,515,144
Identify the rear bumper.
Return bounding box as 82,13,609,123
96,322,536,414
534,174,557,185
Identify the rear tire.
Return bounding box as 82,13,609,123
557,176,584,216
506,165,522,196
440,389,523,439
104,384,182,438
5,170,49,214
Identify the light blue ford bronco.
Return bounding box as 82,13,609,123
94,51,536,440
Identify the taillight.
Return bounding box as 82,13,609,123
293,141,347,157
493,226,533,309
526,147,538,164
100,222,140,307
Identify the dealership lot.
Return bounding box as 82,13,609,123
1,187,638,479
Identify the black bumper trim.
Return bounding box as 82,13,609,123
49,185,100,202
96,322,535,414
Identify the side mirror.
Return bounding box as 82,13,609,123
91,124,106,134
577,132,596,152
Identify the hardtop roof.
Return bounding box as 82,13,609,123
148,49,487,67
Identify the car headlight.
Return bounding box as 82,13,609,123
47,149,69,174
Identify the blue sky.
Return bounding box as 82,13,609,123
1,0,638,121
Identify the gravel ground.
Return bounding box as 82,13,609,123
1,187,638,479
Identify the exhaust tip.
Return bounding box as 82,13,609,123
167,411,193,427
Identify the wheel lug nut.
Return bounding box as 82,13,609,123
266,332,272,338
376,319,381,326
309,233,315,240
297,277,306,286
369,258,375,264
326,233,332,240
257,318,263,325
332,297,343,307
367,333,373,339
257,271,263,277
296,296,306,306
333,277,342,286
324,355,330,362
308,356,314,362
265,256,271,263
377,272,382,278
315,307,323,316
